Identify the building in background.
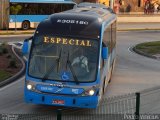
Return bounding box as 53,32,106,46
118,0,160,13
1,0,160,29
0,0,82,30
0,0,115,29
99,0,110,6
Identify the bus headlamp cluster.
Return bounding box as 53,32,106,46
85,89,95,96
26,83,35,91
88,89,95,96
27,84,33,90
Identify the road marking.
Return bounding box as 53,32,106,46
128,46,135,54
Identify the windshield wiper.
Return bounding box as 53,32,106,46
42,62,56,82
42,48,62,81
66,52,79,85
57,48,62,73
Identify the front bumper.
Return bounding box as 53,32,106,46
24,89,98,109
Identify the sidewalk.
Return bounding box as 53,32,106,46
117,23,160,31
0,30,35,35
117,14,160,23
0,15,160,35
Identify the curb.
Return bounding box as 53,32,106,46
132,46,158,60
117,28,160,31
0,46,25,88
0,29,160,36
0,34,33,37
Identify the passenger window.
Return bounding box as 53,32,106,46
103,26,111,54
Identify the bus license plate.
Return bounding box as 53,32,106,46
53,100,65,105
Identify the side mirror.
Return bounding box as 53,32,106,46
22,39,29,55
102,47,108,59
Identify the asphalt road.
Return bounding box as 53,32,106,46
0,31,160,114
0,35,30,43
117,23,160,30
105,30,160,97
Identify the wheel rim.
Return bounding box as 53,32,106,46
23,22,29,29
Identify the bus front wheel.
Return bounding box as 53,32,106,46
102,77,106,95
22,21,30,30
109,65,113,83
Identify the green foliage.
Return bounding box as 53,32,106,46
10,5,22,15
0,49,2,56
136,41,160,55
8,59,17,68
6,54,12,59
2,47,8,54
10,5,22,31
0,44,8,54
1,42,8,46
0,70,11,81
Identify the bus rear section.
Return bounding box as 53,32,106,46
9,0,76,30
22,4,116,108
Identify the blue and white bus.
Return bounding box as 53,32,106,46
9,0,77,29
22,3,117,108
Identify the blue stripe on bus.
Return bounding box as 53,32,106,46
10,15,49,22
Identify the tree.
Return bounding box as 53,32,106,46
10,5,22,32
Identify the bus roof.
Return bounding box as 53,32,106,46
36,3,116,38
75,2,108,9
10,0,76,4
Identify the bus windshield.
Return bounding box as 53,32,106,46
28,35,99,82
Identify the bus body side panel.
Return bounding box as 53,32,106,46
111,47,116,67
9,15,48,28
9,22,39,29
10,15,48,22
111,21,117,69
99,18,116,96
98,23,109,99
103,18,117,78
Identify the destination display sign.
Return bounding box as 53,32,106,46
43,36,93,47
57,19,89,25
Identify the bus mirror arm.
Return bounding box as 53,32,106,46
22,37,32,55
102,47,108,60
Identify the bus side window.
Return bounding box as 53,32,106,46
103,26,111,54
100,42,106,69
111,21,116,49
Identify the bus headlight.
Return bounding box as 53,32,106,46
27,84,33,90
89,89,95,96
85,89,95,96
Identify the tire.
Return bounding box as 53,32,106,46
22,21,30,30
102,77,106,95
109,66,113,83
109,58,116,83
